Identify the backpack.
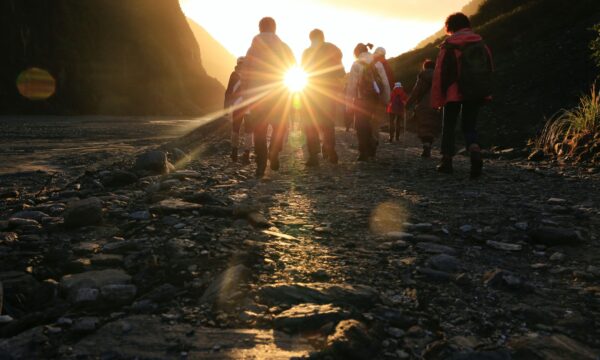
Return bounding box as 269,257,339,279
358,62,384,102
450,41,493,100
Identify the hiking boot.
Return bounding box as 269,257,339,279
436,156,453,174
421,145,431,158
230,148,238,162
470,151,483,179
256,160,267,179
241,150,250,165
356,154,368,162
269,154,280,171
305,157,319,168
328,150,338,165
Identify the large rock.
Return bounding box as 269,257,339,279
416,242,457,255
135,151,170,174
273,303,350,333
325,320,379,360
528,227,584,246
201,265,250,307
10,211,49,222
258,283,380,309
150,199,202,213
60,269,131,300
509,333,598,360
66,315,315,359
101,170,138,187
0,326,49,360
427,254,461,273
63,197,103,228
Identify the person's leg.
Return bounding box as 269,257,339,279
253,119,268,178
355,108,372,161
322,98,338,164
241,115,253,165
388,113,395,142
461,101,483,178
231,111,244,161
420,135,433,158
438,102,461,173
269,120,285,171
395,113,403,141
304,114,320,166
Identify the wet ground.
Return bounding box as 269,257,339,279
0,116,211,174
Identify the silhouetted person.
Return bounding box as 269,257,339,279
242,17,296,178
301,29,345,167
225,56,252,164
345,43,390,161
387,82,408,143
406,59,441,157
432,12,493,178
363,46,392,156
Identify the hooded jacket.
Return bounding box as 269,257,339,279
431,28,493,108
345,52,391,107
241,32,295,98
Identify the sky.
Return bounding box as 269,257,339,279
180,0,471,70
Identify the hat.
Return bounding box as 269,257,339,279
374,47,386,56
394,82,402,88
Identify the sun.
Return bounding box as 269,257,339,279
284,66,308,93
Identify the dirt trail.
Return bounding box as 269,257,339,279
0,125,599,359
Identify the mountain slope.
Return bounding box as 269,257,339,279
415,0,485,49
390,0,600,146
0,0,224,115
187,19,237,87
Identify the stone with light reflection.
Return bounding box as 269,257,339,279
258,283,380,309
274,303,350,333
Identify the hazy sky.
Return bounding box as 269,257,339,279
180,0,471,69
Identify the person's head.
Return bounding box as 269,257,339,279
353,43,373,58
309,29,325,46
422,59,435,70
259,17,276,33
445,12,471,34
237,56,245,65
374,47,386,58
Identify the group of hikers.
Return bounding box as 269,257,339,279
224,12,493,179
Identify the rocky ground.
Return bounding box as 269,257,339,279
0,118,599,359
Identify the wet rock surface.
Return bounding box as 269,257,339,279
0,126,599,359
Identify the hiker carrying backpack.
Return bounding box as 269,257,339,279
345,43,390,161
431,12,494,179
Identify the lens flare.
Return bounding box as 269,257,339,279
16,67,56,101
284,66,308,93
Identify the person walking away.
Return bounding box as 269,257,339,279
242,17,296,178
370,47,392,154
301,29,346,167
406,59,441,157
224,57,252,164
431,12,493,178
387,82,408,142
345,43,390,161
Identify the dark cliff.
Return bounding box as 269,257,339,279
0,0,224,115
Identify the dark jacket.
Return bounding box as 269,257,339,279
224,65,242,108
407,69,441,138
302,42,345,89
